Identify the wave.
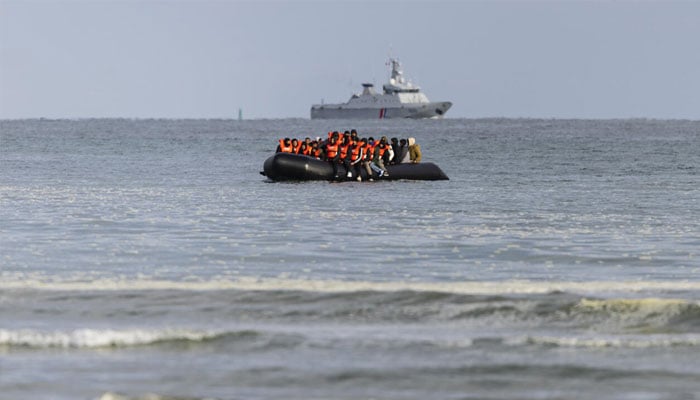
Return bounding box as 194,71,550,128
2,276,700,295
0,328,254,349
97,392,213,400
3,325,700,352
510,334,700,349
2,281,700,332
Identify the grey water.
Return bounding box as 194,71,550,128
1,118,699,400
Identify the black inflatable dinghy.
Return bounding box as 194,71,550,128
261,153,449,182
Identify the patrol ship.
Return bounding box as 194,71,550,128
310,59,452,119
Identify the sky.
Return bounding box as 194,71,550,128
1,0,699,120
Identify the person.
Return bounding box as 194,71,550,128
291,138,301,153
359,138,374,181
408,137,422,163
310,141,322,159
339,133,351,161
325,133,341,179
370,136,390,177
389,138,400,164
343,136,364,181
383,138,394,165
394,138,409,164
298,142,311,156
276,138,294,153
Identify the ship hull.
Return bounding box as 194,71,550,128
262,153,449,181
310,102,452,120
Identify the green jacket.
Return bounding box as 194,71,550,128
408,144,422,163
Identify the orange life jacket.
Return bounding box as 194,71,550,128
326,142,339,159
340,143,351,159
349,144,363,162
365,143,377,160
278,139,293,153
376,143,388,158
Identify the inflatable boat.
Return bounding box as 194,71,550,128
261,153,449,182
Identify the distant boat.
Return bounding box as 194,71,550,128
311,59,452,119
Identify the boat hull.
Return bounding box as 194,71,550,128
262,153,449,181
310,102,452,119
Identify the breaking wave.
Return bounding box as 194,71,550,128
511,334,700,348
2,276,700,295
0,328,262,349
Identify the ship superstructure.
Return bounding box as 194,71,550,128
310,59,452,119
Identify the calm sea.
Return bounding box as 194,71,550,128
1,118,699,400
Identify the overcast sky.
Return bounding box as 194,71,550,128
1,0,699,119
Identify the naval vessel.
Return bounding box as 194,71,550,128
310,59,452,119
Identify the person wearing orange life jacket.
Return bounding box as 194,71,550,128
343,136,365,181
276,138,294,153
359,138,374,180
291,138,301,153
338,134,351,161
325,132,341,179
310,141,322,159
298,142,311,156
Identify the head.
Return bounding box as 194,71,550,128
380,136,387,144
408,137,415,146
400,138,407,146
391,137,398,145
284,137,291,145
360,138,367,145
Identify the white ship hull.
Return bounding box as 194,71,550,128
311,102,452,119
310,58,453,120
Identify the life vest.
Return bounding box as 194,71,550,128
312,148,322,159
349,144,363,162
359,143,370,161
300,145,312,156
376,143,388,158
365,143,377,160
326,142,339,159
339,143,351,159
278,139,293,153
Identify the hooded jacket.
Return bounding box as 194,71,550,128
408,137,422,163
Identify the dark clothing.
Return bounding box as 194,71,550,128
393,145,408,164
343,144,364,179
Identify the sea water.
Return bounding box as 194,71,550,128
1,118,699,400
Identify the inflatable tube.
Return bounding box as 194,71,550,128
261,153,449,181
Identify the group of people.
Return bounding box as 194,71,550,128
275,129,422,181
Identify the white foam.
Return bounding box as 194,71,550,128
0,328,219,348
1,276,700,296
508,334,700,348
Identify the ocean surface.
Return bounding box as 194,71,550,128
1,118,699,400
